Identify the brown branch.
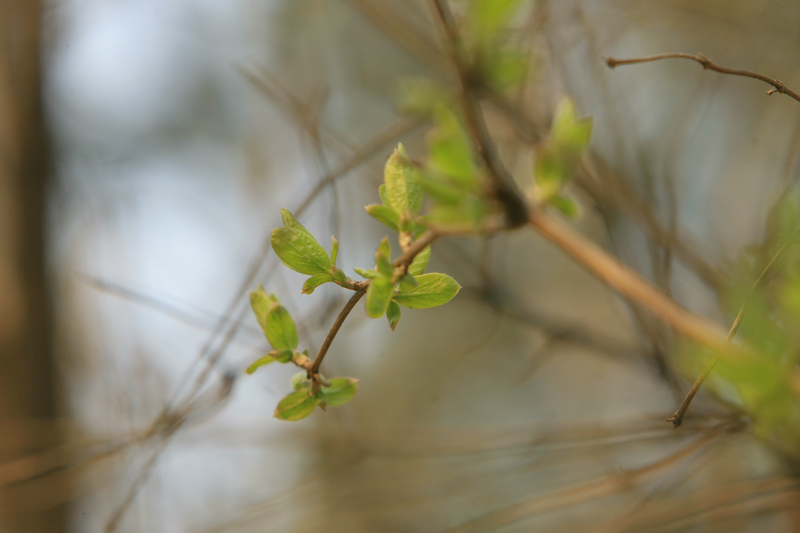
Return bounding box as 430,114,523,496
307,290,366,376
666,236,796,427
605,53,800,104
429,0,529,228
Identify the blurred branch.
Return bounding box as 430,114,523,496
605,53,800,103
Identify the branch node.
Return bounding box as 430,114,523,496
604,56,618,69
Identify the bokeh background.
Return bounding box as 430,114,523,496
3,0,800,531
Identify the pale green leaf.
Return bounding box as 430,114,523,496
428,106,475,187
366,277,394,318
271,226,331,276
331,236,339,267
394,272,461,309
249,286,272,334
274,390,316,421
280,208,311,234
384,144,423,215
265,301,298,351
550,194,580,218
408,245,431,276
386,301,401,331
321,377,359,407
354,267,380,279
244,355,275,374
365,204,400,232
302,273,333,294
291,371,309,391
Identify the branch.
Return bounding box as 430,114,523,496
528,209,745,358
307,290,365,376
429,0,529,228
605,53,800,104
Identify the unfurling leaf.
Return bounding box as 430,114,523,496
302,273,333,294
551,98,592,158
384,144,423,215
386,301,401,330
280,208,312,234
365,204,400,232
366,277,394,318
408,245,431,276
354,267,380,279
321,377,359,407
376,237,393,278
244,355,275,374
249,285,272,333
394,272,461,308
330,236,339,267
274,390,316,421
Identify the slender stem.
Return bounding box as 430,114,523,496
605,53,800,103
308,290,366,375
666,237,795,427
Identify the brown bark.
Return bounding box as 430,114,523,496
0,1,65,531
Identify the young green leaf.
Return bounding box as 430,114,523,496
302,273,334,294
244,355,276,374
249,285,272,334
271,226,332,276
379,184,391,207
408,245,431,276
384,144,423,215
330,236,339,267
386,301,401,331
394,272,461,309
533,146,567,203
468,0,526,41
274,390,316,421
265,300,298,351
366,277,394,318
428,106,475,187
332,266,347,283
280,208,312,234
321,377,359,407
399,274,418,292
365,204,401,232
354,267,380,279
376,237,393,278
550,194,580,218
551,98,592,156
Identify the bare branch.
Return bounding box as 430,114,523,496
605,53,800,104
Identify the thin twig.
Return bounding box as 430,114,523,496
666,236,796,427
307,290,366,375
605,53,800,104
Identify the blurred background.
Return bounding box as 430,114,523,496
2,0,800,531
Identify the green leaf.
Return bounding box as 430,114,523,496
302,273,333,295
408,245,431,276
332,266,347,283
291,371,309,391
366,277,394,318
244,355,275,374
399,274,417,292
376,237,393,278
321,377,359,407
394,272,461,309
379,184,391,207
550,97,593,168
365,204,400,232
354,267,380,279
271,226,332,276
280,208,311,234
469,0,525,40
271,349,294,363
249,285,272,334
384,144,423,215
428,106,475,187
265,300,298,351
330,236,339,267
534,146,568,202
386,301,401,331
274,390,316,421
485,50,528,90
550,194,580,218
